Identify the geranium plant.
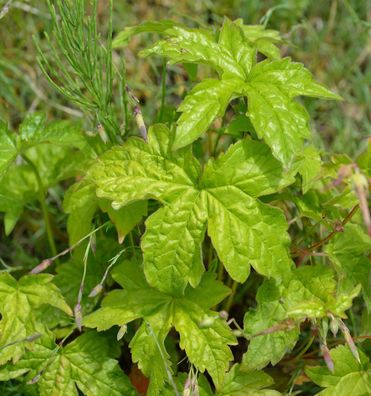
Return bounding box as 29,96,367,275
0,1,370,395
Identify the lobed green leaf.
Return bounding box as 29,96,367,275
306,345,371,395
88,126,294,293
85,261,236,389
0,273,72,364
0,333,136,396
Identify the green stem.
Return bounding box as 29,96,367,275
129,231,137,257
212,132,222,157
23,155,58,258
294,335,315,362
38,189,58,258
217,260,224,282
158,58,167,122
224,281,238,312
120,60,130,135
207,243,213,269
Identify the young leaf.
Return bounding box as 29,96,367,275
64,180,99,248
0,332,136,396
218,18,256,77
142,189,207,294
242,264,361,371
139,19,280,79
99,199,147,243
113,19,180,47
88,125,294,294
0,273,72,364
201,138,293,195
283,265,361,319
216,364,280,395
305,345,371,395
134,19,340,163
130,312,173,396
239,23,282,59
202,139,294,283
294,145,322,193
174,299,236,388
140,25,246,80
90,124,200,207
246,58,341,100
84,260,235,390
244,58,341,165
205,188,292,282
326,224,371,311
242,281,300,370
173,78,239,150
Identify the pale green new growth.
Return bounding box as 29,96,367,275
242,265,361,370
0,273,72,364
88,124,294,294
0,332,136,396
326,224,371,311
125,18,340,166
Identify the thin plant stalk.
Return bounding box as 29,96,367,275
74,236,92,331
146,322,180,396
30,221,110,274
120,60,130,135
22,155,57,258
224,280,238,312
158,58,167,122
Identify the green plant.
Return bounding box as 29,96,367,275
0,2,370,395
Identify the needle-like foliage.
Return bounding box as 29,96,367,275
35,0,122,142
